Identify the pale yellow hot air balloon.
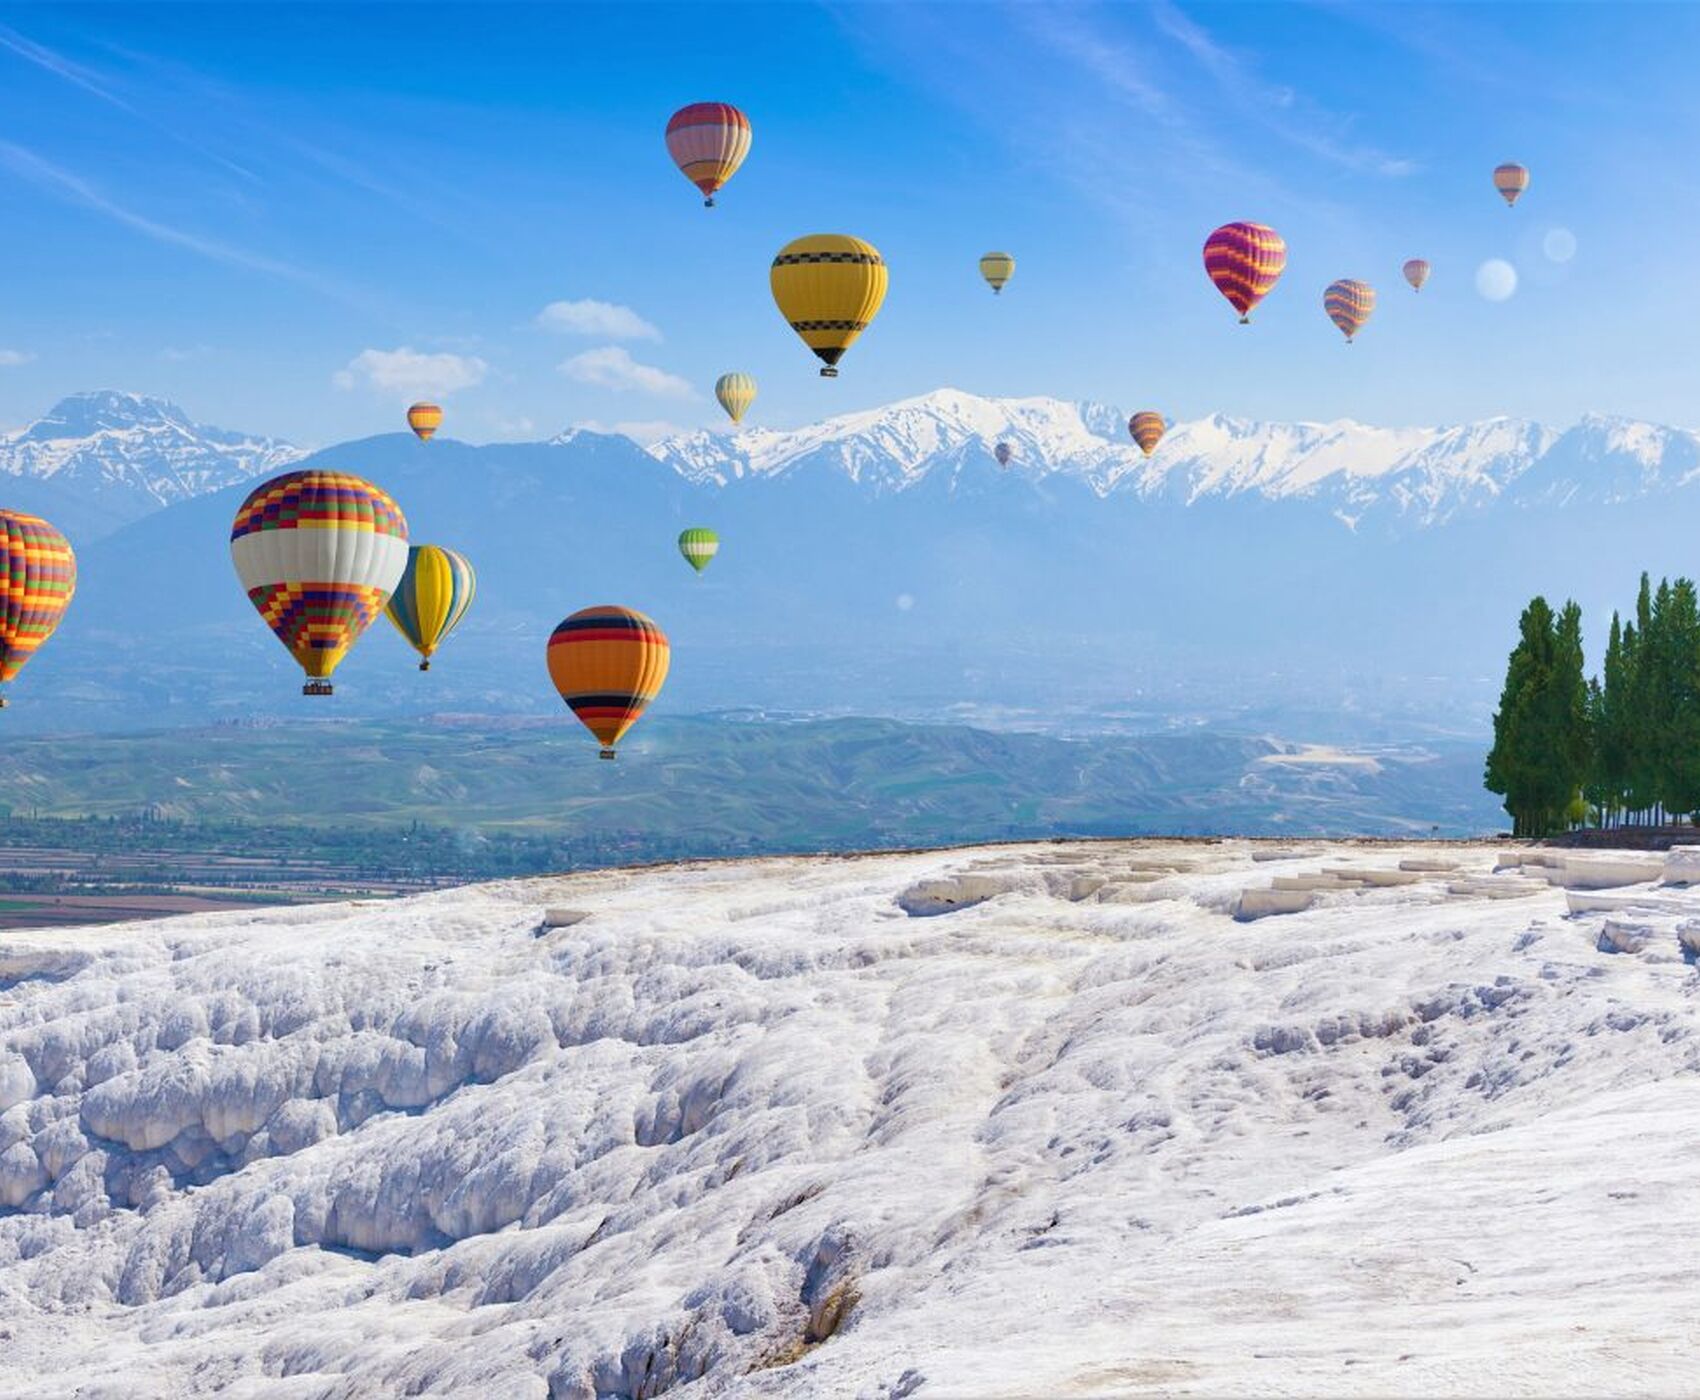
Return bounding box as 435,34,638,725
979,252,1015,294
715,373,756,424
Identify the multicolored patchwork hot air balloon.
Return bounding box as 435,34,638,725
1493,163,1529,207
1403,258,1431,292
678,527,719,575
407,403,443,441
1203,222,1287,323
1324,279,1376,342
979,252,1015,295
1128,412,1166,458
230,470,410,696
715,373,757,425
0,511,76,709
770,234,888,378
994,442,1013,468
546,606,670,759
385,544,475,671
665,102,751,208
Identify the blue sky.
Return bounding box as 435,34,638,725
1,2,1698,446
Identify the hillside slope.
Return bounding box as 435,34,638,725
3,841,1697,1396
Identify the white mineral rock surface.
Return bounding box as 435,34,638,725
3,840,1699,1397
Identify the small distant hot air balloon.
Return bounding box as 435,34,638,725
771,234,888,377
1203,222,1287,323
678,527,719,574
1493,163,1529,207
1324,279,1376,342
979,252,1015,294
1403,259,1431,292
1128,412,1166,458
994,442,1013,468
715,373,757,425
386,545,475,671
665,102,751,207
230,470,409,696
407,403,443,441
546,606,671,759
0,511,76,710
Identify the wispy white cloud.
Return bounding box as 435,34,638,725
537,298,661,341
559,346,694,399
571,418,691,446
0,22,133,112
0,349,34,367
334,347,488,399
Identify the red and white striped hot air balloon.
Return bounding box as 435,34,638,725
665,103,751,208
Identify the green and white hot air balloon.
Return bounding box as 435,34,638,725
678,527,720,575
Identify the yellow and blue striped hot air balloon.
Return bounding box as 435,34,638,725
386,545,476,671
546,606,670,759
0,510,77,710
715,373,756,425
770,234,888,378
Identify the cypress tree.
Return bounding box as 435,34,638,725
1486,597,1566,836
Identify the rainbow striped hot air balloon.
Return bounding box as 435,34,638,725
547,606,670,759
665,102,752,208
715,373,757,425
1403,259,1431,292
678,528,719,575
1493,163,1529,207
386,545,476,671
1324,279,1376,343
1128,412,1166,458
771,234,888,378
230,470,409,696
0,510,76,709
979,252,1015,294
1204,222,1287,323
407,402,443,441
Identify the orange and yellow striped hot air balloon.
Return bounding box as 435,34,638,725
665,102,752,208
1493,163,1529,207
1128,412,1166,458
0,510,76,709
407,402,443,441
1324,279,1376,343
1203,222,1287,323
546,605,670,759
1402,258,1431,292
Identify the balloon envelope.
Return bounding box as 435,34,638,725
994,442,1012,467
1493,163,1529,207
407,403,442,441
0,510,76,705
770,234,888,377
665,102,751,207
230,470,410,692
1402,258,1431,292
715,373,757,424
546,606,671,757
386,544,475,670
1324,278,1376,342
1203,222,1287,322
979,252,1015,294
678,527,719,574
1128,412,1166,458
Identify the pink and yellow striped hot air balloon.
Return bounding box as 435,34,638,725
0,510,76,709
1402,259,1431,292
1324,279,1376,343
1203,222,1287,323
1493,163,1529,208
1128,412,1166,458
665,102,751,208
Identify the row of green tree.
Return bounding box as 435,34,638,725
1486,574,1700,836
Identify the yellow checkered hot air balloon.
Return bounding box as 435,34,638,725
770,234,888,378
0,510,76,710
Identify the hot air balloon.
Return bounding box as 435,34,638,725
407,403,443,441
1403,259,1431,292
0,511,75,709
994,442,1013,468
715,373,757,425
385,545,475,671
230,470,409,696
979,252,1015,295
770,234,888,378
546,606,670,759
1324,279,1376,342
665,102,751,207
1128,412,1166,458
678,527,719,574
1204,222,1287,323
1493,163,1529,207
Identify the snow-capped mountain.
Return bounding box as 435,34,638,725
0,391,304,540
647,388,1700,524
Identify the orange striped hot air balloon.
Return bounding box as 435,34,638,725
0,510,76,709
1403,258,1431,292
407,402,443,441
1324,279,1376,342
1128,412,1166,458
665,102,751,208
1203,222,1287,323
1493,163,1529,207
546,606,670,758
